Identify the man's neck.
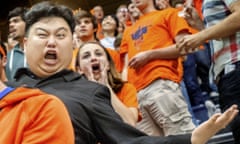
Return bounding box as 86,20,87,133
141,3,156,14
18,42,24,50
16,37,24,50
103,31,115,38
80,36,96,43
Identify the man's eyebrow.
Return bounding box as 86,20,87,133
56,27,69,31
35,27,47,32
35,27,68,32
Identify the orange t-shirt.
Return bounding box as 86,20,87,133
116,82,141,121
96,23,104,40
68,48,79,71
106,48,123,73
120,8,191,91
0,87,74,143
116,82,138,108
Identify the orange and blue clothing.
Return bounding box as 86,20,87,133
0,87,74,143
120,8,192,91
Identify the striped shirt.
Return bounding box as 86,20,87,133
202,0,240,80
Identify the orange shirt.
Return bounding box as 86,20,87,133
96,23,104,40
0,87,74,143
116,82,141,121
68,48,79,71
120,8,191,91
106,48,123,72
116,82,138,108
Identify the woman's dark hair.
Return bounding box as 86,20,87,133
24,1,75,36
76,41,124,93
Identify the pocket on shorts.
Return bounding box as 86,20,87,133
167,93,191,123
168,110,191,123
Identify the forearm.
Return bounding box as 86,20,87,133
200,3,240,40
113,104,138,126
110,90,138,126
147,44,181,60
191,105,239,144
121,54,128,81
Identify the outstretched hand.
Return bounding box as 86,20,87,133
191,104,239,144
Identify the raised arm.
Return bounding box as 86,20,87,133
177,0,240,54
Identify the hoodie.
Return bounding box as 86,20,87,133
0,87,74,144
